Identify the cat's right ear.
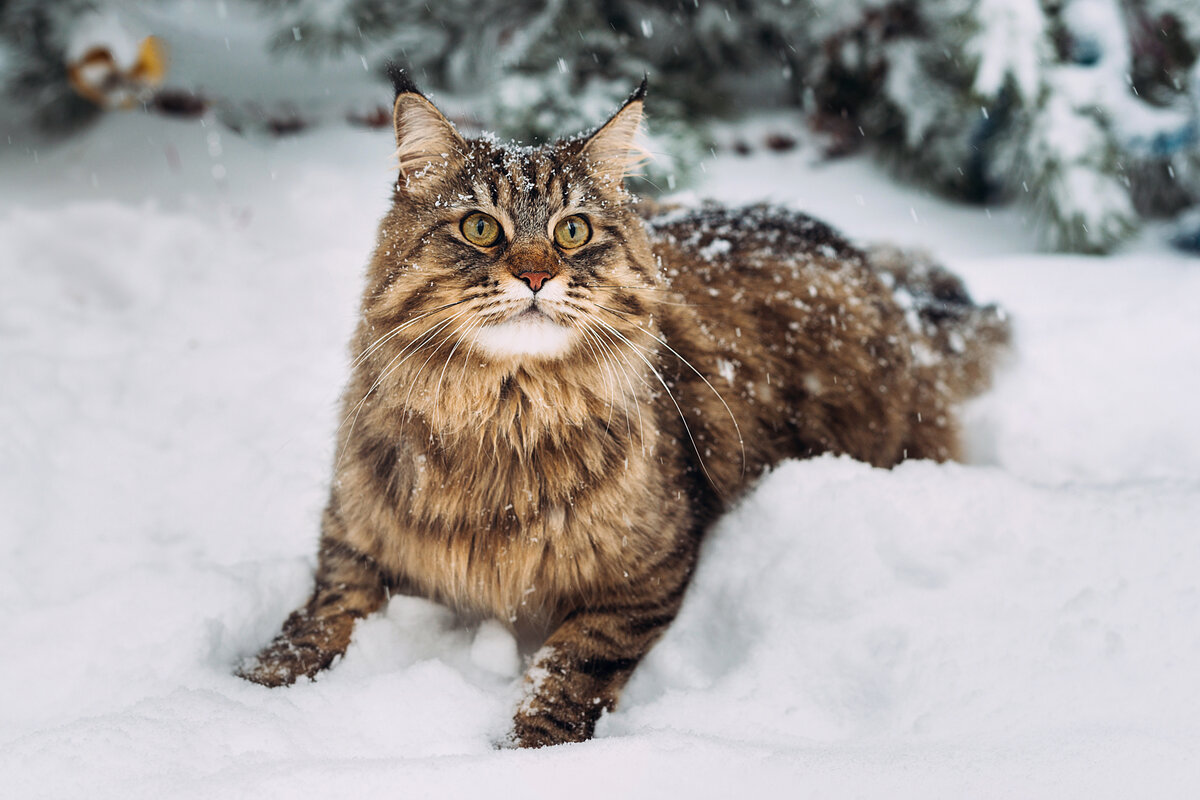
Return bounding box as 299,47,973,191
386,65,465,181
580,78,650,186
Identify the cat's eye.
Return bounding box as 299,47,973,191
461,212,501,247
553,215,591,249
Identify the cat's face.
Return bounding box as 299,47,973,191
363,84,657,370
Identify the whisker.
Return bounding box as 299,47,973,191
403,314,474,417
635,175,665,193
590,315,714,489
596,305,747,479
457,315,484,378
589,322,647,458
351,297,473,369
432,317,482,413
595,303,633,319
588,322,652,393
577,285,704,309
583,284,679,292
583,324,637,449
575,328,618,435
361,309,471,410
336,308,471,468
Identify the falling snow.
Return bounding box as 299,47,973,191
3,92,1200,800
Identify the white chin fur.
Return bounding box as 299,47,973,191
473,315,575,360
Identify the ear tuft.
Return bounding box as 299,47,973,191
629,74,648,104
581,82,650,186
384,61,422,100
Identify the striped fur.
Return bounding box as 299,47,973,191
238,83,1010,747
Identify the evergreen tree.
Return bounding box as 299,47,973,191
4,0,1200,253
0,0,104,133
258,0,1200,253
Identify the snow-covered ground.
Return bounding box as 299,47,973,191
3,100,1200,798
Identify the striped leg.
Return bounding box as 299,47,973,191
512,577,689,747
238,529,387,687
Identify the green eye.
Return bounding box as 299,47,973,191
461,212,501,247
553,214,591,249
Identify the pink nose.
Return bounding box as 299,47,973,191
519,271,553,291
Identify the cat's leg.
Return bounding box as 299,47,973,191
511,567,691,747
238,511,388,687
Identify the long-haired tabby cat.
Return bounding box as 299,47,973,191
238,71,1009,747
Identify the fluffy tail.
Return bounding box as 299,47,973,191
866,244,1011,403
867,245,1011,461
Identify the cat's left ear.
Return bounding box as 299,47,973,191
581,78,650,186
386,64,466,181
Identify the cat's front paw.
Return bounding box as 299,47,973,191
237,609,357,687
235,637,327,687
511,704,600,748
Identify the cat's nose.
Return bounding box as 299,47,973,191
518,271,553,292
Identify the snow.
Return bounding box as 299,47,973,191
4,102,1200,797
967,0,1047,102
1053,0,1194,153
66,10,151,67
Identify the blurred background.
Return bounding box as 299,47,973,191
6,4,1200,795
3,0,1200,254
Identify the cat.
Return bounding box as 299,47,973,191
237,70,1010,748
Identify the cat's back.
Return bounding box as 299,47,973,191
640,201,1007,475
640,201,909,482
643,202,893,350
644,201,865,275
644,201,898,381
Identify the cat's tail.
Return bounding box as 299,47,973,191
865,244,1011,403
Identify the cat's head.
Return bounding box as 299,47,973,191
362,71,659,370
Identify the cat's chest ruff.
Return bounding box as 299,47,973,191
404,416,639,526
347,359,669,618
388,428,660,622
